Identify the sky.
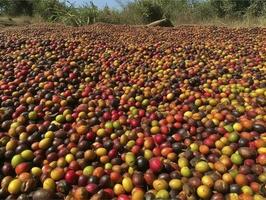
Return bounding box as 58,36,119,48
66,0,129,9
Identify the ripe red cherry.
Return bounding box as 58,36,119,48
111,112,119,120
204,138,215,147
118,194,130,200
152,147,161,157
86,183,98,194
108,149,117,159
154,134,166,145
69,161,80,171
104,188,114,198
138,109,145,117
65,170,78,184
149,157,163,173
130,119,139,128
149,113,157,120
257,154,266,165
69,72,77,79
131,145,141,155
172,133,182,142
160,126,169,135
136,137,144,146
103,112,111,120
244,159,254,167
174,114,183,122
86,132,95,140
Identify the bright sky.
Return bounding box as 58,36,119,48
66,0,130,8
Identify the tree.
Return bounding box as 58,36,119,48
0,0,9,14
224,0,251,17
247,0,266,17
97,6,122,24
156,0,189,20
4,0,34,16
192,1,216,21
210,0,226,17
210,0,252,18
137,0,164,23
33,0,68,21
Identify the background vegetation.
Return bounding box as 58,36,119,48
0,0,266,27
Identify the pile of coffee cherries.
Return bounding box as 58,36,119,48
0,24,265,200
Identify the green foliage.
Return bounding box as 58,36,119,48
49,2,99,26
210,0,226,18
246,0,266,17
0,0,34,16
0,0,265,26
154,0,189,20
0,0,9,15
223,0,251,18
97,6,122,24
33,0,68,21
191,1,216,22
137,0,163,23
118,1,143,24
